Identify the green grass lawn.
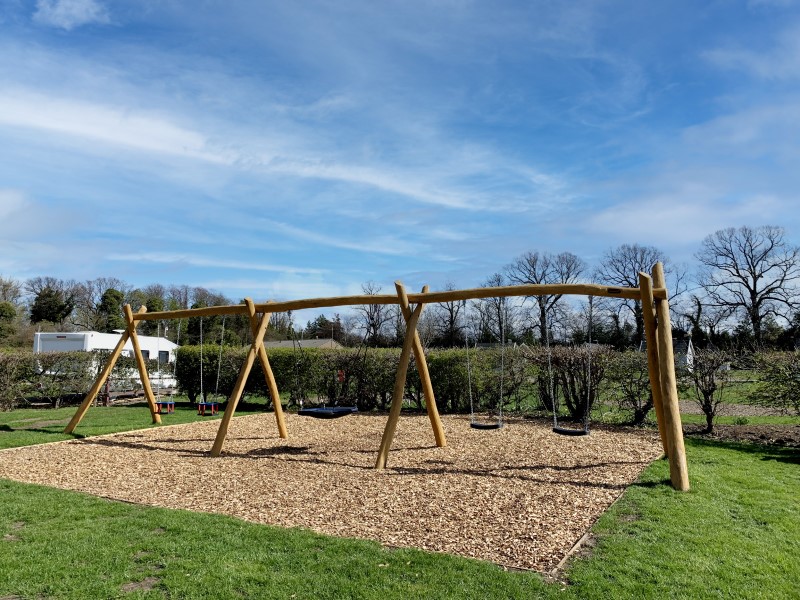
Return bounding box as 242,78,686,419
679,413,800,426
1,405,799,599
0,396,282,451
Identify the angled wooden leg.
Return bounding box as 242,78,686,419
210,304,271,457
639,272,668,456
124,304,161,425
64,306,148,433
397,285,446,447
245,299,287,439
375,282,425,469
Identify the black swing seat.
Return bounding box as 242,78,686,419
298,406,358,419
552,426,589,437
470,421,504,430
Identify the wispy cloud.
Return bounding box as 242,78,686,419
33,0,109,30
0,89,227,164
106,253,326,276
261,220,418,256
703,22,800,80
198,277,363,303
586,183,785,249
681,101,800,163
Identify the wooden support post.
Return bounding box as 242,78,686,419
396,285,446,448
210,307,271,457
375,282,425,469
64,306,148,433
652,263,690,491
124,304,161,425
639,272,668,456
245,299,287,439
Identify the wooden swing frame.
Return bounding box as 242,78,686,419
64,262,689,491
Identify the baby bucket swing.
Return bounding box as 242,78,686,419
196,316,223,416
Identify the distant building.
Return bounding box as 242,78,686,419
33,331,178,363
639,336,695,370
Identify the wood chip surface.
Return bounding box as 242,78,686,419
0,413,661,571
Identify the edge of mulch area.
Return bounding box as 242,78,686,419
0,413,662,572
684,423,800,448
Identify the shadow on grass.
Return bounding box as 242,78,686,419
0,422,83,438
761,453,800,464
686,436,800,458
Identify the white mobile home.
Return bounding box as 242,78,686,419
33,331,178,364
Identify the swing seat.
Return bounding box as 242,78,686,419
552,426,589,437
470,421,504,430
298,406,358,419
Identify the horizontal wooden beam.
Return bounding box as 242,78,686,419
132,283,667,321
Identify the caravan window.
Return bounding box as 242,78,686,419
141,350,150,360
159,350,169,364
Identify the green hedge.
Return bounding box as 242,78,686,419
0,350,142,410
175,346,536,414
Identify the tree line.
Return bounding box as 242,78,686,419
2,225,799,351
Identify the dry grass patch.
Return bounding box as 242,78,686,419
0,413,661,571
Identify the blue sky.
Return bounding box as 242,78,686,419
1,0,799,310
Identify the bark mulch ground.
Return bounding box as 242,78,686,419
0,413,662,572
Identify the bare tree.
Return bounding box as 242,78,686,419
696,225,800,346
680,348,731,433
430,282,465,347
681,294,734,348
0,275,22,304
474,273,517,343
354,281,392,346
73,277,129,330
594,244,671,346
167,285,191,310
506,251,586,343
25,277,79,329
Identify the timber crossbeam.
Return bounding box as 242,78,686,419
131,283,667,321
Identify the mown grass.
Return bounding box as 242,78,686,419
680,413,800,426
1,404,799,599
0,398,228,450
0,395,282,451
0,479,554,599
567,440,800,599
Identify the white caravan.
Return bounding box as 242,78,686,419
33,331,179,390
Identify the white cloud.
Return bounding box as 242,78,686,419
33,0,109,30
0,89,228,164
587,192,783,247
261,219,420,257
198,277,362,303
681,101,800,162
106,253,325,275
703,22,800,80
0,189,27,221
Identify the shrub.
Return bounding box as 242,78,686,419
32,351,97,408
678,348,731,433
0,351,35,410
172,345,534,415
606,351,653,425
522,345,613,422
750,351,800,416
